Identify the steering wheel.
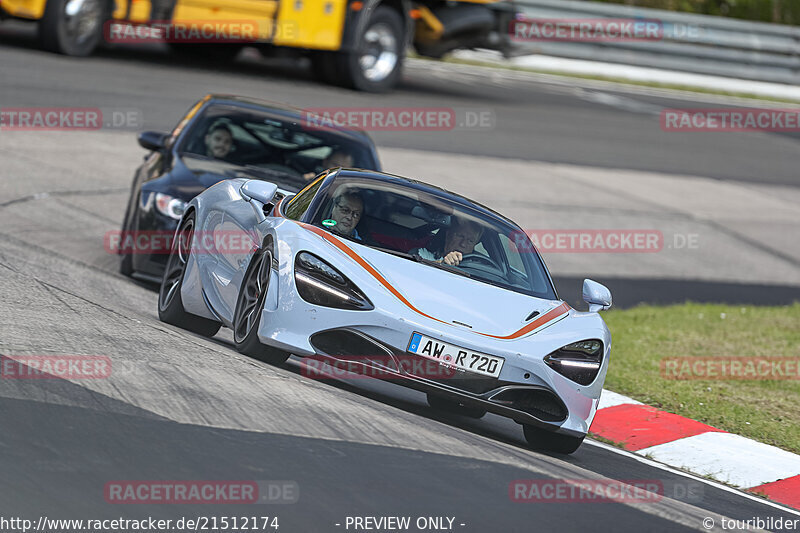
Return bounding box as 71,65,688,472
458,253,503,272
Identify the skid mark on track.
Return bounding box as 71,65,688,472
0,187,127,209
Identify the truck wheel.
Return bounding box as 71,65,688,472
339,6,404,92
38,0,109,56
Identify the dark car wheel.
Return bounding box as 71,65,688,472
119,246,134,277
39,0,109,56
158,212,221,337
426,393,487,419
233,245,290,365
119,203,135,277
523,424,585,455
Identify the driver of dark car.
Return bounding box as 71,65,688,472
411,217,483,266
204,124,234,160
303,149,355,180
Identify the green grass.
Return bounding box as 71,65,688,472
603,303,800,454
591,433,629,450
412,54,800,105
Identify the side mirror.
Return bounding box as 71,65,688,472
583,279,612,312
138,131,169,151
240,180,278,207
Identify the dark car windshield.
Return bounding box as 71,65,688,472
178,104,377,180
307,176,557,300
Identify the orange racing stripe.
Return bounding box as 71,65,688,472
297,222,571,340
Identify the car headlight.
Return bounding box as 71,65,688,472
155,193,187,220
544,339,604,386
294,252,373,310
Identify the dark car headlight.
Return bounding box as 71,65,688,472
544,340,604,386
294,252,373,310
155,193,187,220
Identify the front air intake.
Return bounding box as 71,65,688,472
310,330,394,359
490,388,568,422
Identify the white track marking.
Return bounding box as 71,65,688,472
586,438,800,516
637,432,800,488
598,389,643,410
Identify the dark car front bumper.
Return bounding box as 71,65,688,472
128,206,180,281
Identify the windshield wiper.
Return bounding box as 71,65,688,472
418,256,471,278
368,246,419,261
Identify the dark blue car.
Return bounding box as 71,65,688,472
119,94,381,281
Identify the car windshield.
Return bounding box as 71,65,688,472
179,104,376,180
308,176,557,300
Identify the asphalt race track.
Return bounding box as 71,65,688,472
2,21,799,307
1,22,799,532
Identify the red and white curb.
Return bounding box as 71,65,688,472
592,390,800,510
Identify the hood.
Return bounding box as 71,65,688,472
355,244,566,338
177,155,305,195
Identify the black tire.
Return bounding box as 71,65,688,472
232,244,290,365
337,6,405,92
523,424,585,455
426,393,487,419
38,0,109,56
118,204,135,277
119,248,134,277
169,43,244,62
158,212,222,337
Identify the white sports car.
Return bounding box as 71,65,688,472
158,168,613,454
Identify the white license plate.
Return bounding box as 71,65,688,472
407,333,504,378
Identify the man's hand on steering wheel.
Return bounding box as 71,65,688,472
458,252,504,272
440,251,463,266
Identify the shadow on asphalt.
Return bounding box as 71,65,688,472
0,377,695,532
